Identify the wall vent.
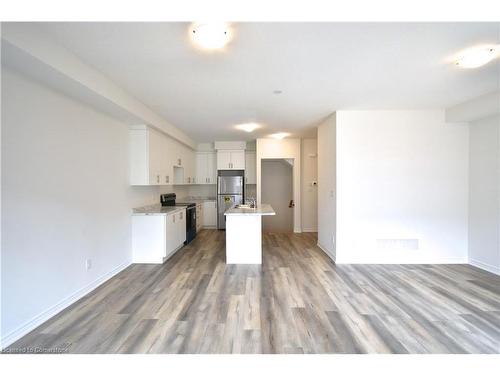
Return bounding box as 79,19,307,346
376,239,419,251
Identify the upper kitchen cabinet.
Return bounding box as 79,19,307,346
129,125,194,186
217,150,245,170
130,125,169,185
245,151,256,184
196,152,216,184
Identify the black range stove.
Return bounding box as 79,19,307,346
160,193,196,245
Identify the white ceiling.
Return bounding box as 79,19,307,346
38,22,499,142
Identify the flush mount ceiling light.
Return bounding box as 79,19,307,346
270,132,290,140
455,45,499,68
235,123,261,132
190,22,231,50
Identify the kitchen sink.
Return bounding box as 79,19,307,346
235,204,255,209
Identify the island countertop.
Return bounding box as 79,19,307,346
224,203,276,216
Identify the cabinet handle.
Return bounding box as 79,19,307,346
165,176,168,183
166,175,169,183
193,177,195,184
157,175,160,184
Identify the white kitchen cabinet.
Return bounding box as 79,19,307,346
165,212,178,257
162,136,174,185
130,125,194,186
132,214,167,263
196,152,217,184
202,201,217,227
217,150,246,170
176,144,195,184
245,151,256,184
132,208,187,264
130,126,166,185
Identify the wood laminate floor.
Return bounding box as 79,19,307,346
6,230,500,354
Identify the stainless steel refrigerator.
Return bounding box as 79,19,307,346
217,171,244,229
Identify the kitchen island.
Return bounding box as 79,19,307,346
224,204,275,264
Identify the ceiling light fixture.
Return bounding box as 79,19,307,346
235,123,261,132
270,132,290,140
455,45,499,68
190,22,231,50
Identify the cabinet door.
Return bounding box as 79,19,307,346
148,129,163,185
177,210,187,246
202,201,217,227
230,150,246,170
165,213,178,256
196,153,207,184
129,129,149,185
245,151,256,184
163,136,175,185
217,151,231,170
207,152,216,184
173,141,183,167
187,149,196,184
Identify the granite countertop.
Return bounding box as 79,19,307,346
224,203,276,216
132,204,187,215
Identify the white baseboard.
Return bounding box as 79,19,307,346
317,242,336,262
302,228,318,233
469,259,500,276
0,260,131,350
334,257,468,264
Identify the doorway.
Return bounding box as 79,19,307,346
261,159,294,232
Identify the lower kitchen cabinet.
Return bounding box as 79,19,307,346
132,208,186,264
202,201,217,227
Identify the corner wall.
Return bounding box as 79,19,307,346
318,110,469,264
468,115,500,274
317,115,336,259
0,68,159,347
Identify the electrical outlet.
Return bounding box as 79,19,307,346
85,259,92,270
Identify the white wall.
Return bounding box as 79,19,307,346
256,138,301,233
334,110,469,263
301,139,318,232
317,114,336,259
468,115,500,274
0,68,160,346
